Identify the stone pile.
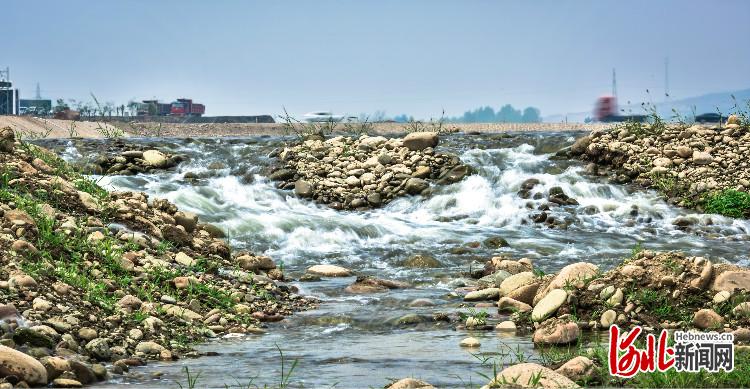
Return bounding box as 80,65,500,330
269,132,472,209
90,148,185,175
569,120,750,209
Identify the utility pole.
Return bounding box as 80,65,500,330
612,68,618,100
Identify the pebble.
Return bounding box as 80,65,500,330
459,337,481,348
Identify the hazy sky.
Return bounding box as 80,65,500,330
6,0,750,119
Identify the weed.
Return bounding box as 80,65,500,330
176,366,202,389
459,308,489,325
705,189,750,218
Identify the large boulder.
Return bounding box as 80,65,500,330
0,345,48,385
0,127,15,152
486,363,578,388
535,262,598,305
556,356,595,382
142,150,169,168
499,272,536,296
237,255,276,272
532,289,567,322
403,132,439,151
532,318,579,345
712,270,750,293
405,178,429,195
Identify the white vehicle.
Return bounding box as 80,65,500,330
303,111,344,122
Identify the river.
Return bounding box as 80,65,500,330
38,132,750,388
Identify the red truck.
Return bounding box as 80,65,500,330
170,98,205,117
594,95,647,123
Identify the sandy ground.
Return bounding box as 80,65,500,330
1,115,612,139
0,116,124,139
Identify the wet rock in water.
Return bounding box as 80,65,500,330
403,132,439,151
135,341,166,355
12,327,54,348
408,298,435,307
41,356,71,381
459,337,481,348
464,288,500,301
52,378,83,388
496,321,517,332
483,236,509,249
487,258,532,275
69,360,98,384
532,289,567,322
402,254,440,268
533,318,579,345
0,345,48,386
488,363,578,388
555,356,595,382
437,164,472,184
387,378,436,389
294,180,314,197
405,178,429,195
307,264,352,277
345,276,408,294
693,309,724,329
478,270,511,288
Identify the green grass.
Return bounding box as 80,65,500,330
705,189,750,218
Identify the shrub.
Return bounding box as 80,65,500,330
705,189,750,218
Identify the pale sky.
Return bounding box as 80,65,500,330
6,0,750,119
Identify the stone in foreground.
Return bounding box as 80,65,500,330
485,363,579,388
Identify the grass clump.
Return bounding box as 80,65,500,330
705,189,750,218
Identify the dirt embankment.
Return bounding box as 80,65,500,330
0,115,612,139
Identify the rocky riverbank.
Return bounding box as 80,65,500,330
0,127,316,387
439,248,750,387
269,132,472,209
569,115,750,218
376,245,750,388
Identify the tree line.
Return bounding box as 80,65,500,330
388,104,542,123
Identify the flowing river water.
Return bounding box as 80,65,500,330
38,132,750,388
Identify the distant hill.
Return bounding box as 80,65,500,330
544,88,750,123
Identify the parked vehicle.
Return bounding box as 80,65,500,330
304,111,344,122
694,113,725,124
170,98,205,117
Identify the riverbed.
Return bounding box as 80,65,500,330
37,132,750,388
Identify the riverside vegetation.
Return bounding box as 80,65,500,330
0,127,316,388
